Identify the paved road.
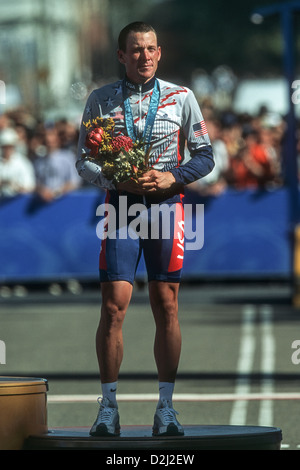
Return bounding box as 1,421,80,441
1,282,300,450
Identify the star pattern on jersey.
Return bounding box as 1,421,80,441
85,104,92,116
113,83,123,96
104,96,115,107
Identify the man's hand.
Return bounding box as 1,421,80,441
117,170,176,194
138,170,176,191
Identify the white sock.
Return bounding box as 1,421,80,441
158,382,174,406
101,381,118,406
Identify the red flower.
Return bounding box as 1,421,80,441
85,127,104,157
111,135,133,153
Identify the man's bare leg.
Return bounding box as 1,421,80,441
149,280,184,435
148,281,181,383
96,280,133,384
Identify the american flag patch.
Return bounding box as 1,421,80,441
193,121,208,138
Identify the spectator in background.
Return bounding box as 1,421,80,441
14,123,31,157
226,126,268,189
227,114,282,190
0,113,12,131
220,111,244,161
34,126,81,202
257,112,283,186
0,127,36,197
55,119,79,153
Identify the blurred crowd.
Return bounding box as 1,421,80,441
0,103,293,200
188,101,286,196
0,108,82,201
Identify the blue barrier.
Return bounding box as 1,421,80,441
0,188,292,283
183,188,292,278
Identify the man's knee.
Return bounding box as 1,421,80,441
149,280,178,300
102,300,126,324
149,281,179,319
100,281,132,328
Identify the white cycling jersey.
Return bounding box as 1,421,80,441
76,76,214,190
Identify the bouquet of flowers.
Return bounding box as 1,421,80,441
82,117,152,184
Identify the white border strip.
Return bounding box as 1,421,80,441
47,392,300,404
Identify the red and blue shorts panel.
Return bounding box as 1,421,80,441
99,191,184,284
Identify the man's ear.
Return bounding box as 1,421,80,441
117,49,126,65
157,46,162,62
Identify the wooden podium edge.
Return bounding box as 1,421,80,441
23,425,283,450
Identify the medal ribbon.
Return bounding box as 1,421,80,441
123,78,160,150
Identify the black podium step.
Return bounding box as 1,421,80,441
24,425,282,450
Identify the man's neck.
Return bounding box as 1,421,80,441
124,75,156,93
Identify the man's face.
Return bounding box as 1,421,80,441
118,31,161,84
1,145,14,159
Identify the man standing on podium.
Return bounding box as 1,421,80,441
76,21,214,437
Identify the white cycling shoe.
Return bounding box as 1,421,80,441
152,399,184,436
90,397,120,437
